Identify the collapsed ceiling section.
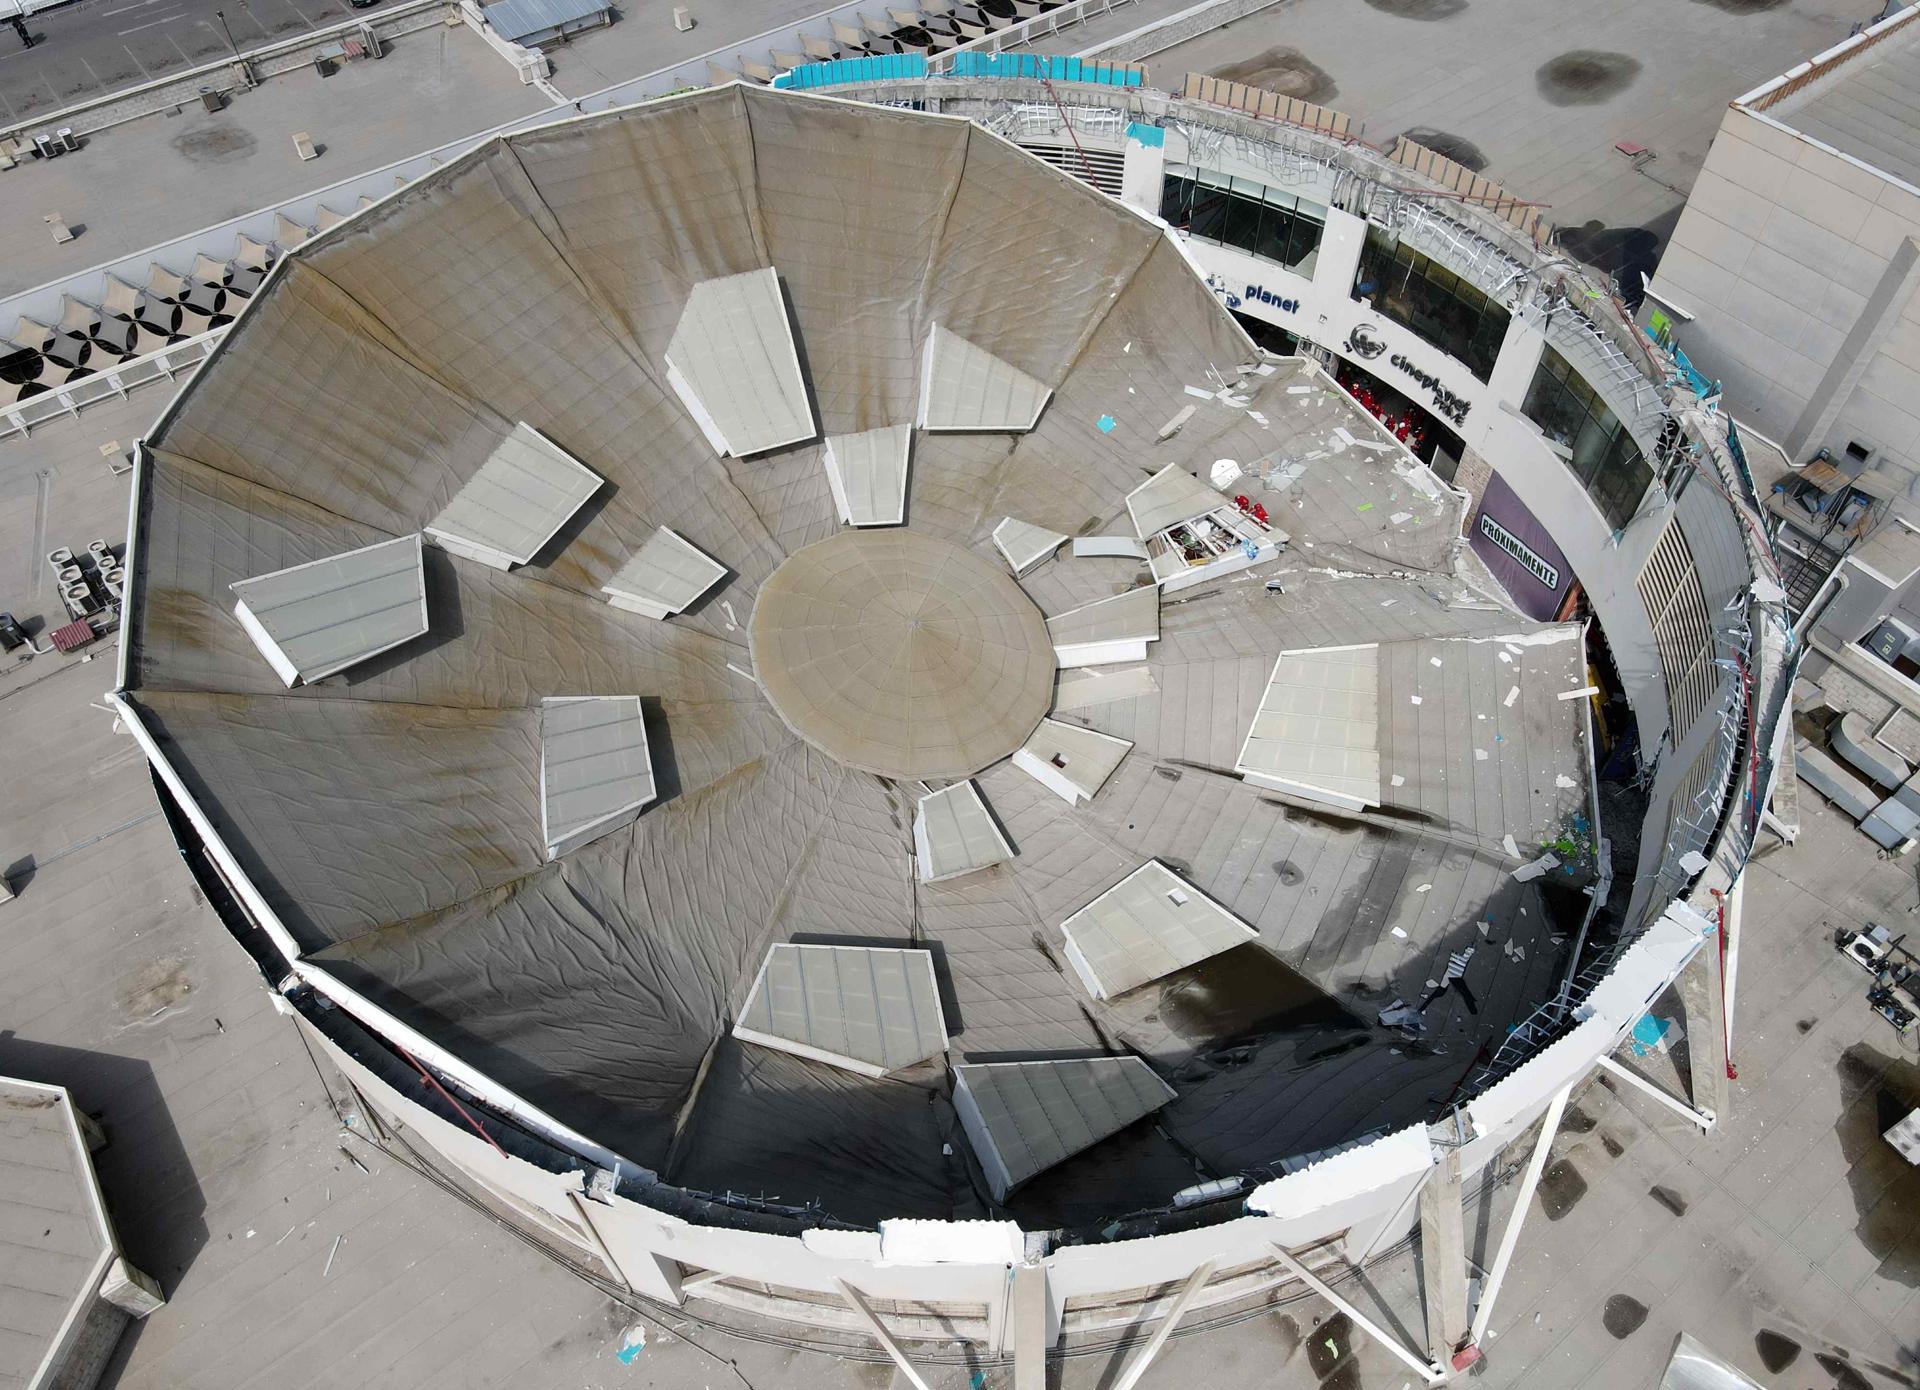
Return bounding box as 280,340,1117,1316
123,85,1598,1232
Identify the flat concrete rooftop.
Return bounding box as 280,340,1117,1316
1144,0,1857,290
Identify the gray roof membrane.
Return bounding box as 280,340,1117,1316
823,425,911,526
1061,860,1260,1000
953,1057,1176,1201
1126,463,1229,540
1766,14,1920,188
918,324,1052,432
1012,717,1133,804
913,780,1015,883
1236,644,1382,810
540,696,657,860
665,267,814,457
991,517,1067,576
1045,585,1161,666
424,423,603,569
122,89,1599,1229
733,944,948,1077
229,533,428,685
480,0,605,42
0,1081,111,1389
602,527,727,619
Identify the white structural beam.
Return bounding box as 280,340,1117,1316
1719,880,1743,1047
1270,1245,1445,1386
835,1279,935,1390
1109,1259,1217,1390
1595,1053,1714,1131
1012,1262,1048,1390
1468,1084,1569,1348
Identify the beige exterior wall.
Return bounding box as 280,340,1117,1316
1647,104,1920,478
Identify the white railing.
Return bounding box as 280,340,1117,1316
0,331,222,441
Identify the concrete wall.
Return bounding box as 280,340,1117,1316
1646,104,1920,479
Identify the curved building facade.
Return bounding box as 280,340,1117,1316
105,76,1792,1374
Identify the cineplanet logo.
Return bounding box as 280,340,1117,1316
1345,323,1388,360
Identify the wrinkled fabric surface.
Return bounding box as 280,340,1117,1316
126,88,1592,1228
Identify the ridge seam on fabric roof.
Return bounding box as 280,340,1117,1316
906,120,974,356
496,140,678,399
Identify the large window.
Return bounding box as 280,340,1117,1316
1161,169,1325,276
1353,228,1510,381
1523,346,1653,531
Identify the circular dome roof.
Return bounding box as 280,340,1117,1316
748,531,1054,779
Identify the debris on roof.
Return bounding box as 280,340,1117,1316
1060,860,1259,1000
918,324,1051,433
1012,717,1132,805
914,780,1014,883
665,267,814,457
823,425,912,527
1046,585,1160,668
1126,462,1228,540
992,517,1067,576
953,1057,1176,1201
425,422,603,570
602,527,727,619
230,533,428,686
1235,643,1381,811
540,696,656,860
733,944,948,1077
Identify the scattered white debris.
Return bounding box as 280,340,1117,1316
1555,773,1577,789
1390,511,1413,525
1513,852,1560,883
1210,458,1242,487
1429,657,1443,668
1504,686,1519,707
1475,921,1491,939
1390,773,1406,787
1414,883,1432,893
1557,686,1600,701
323,1235,343,1278
1184,385,1214,399
1390,926,1408,939
1380,599,1397,608
1475,749,1488,760
1410,695,1422,705
1497,651,1513,664
1502,834,1520,857
1286,384,1312,395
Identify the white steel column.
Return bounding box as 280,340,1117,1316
1419,1145,1469,1364
1269,1245,1444,1386
835,1279,934,1390
1109,1259,1217,1390
1596,1053,1714,1130
1467,1084,1569,1347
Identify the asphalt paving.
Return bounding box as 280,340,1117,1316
0,0,372,124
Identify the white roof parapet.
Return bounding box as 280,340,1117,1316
733,944,949,1078
602,527,727,620
1060,860,1259,1001
1046,585,1160,668
1126,462,1229,541
424,423,604,571
664,267,815,458
918,323,1051,433
823,425,912,527
875,1219,1025,1265
952,1057,1177,1202
992,517,1067,577
1244,1122,1433,1220
1235,644,1382,812
230,533,428,687
540,696,656,861
913,780,1015,883
1012,717,1132,805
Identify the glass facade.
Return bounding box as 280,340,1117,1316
1521,346,1653,531
1353,228,1510,381
1161,169,1325,275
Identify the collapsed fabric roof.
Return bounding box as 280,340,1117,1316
120,85,1594,1232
